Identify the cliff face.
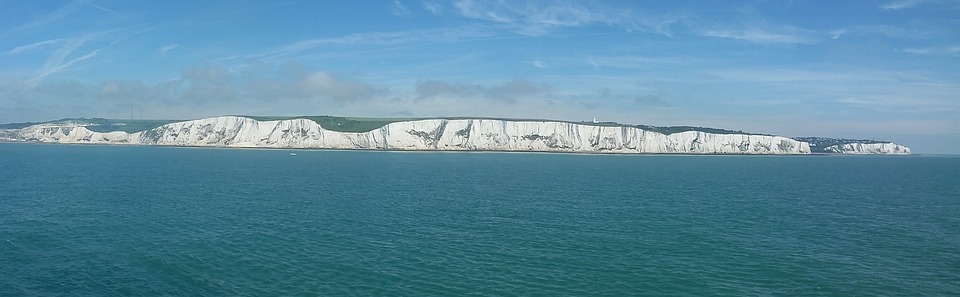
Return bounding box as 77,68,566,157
14,124,131,144
0,129,19,141
823,143,911,155
14,116,813,154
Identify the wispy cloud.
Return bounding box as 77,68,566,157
454,0,514,23
704,68,914,83
73,62,389,109
29,49,100,88
587,55,709,69
880,0,925,10
1,38,70,57
23,34,104,88
423,1,442,15
415,79,552,103
899,45,960,56
392,1,411,17
706,67,960,116
595,88,672,108
830,24,944,40
8,0,121,33
701,25,817,44
530,59,547,69
79,0,123,16
837,94,960,113
245,68,387,103
5,28,137,89
449,0,666,36
8,1,83,33
732,98,800,106
829,29,846,40
156,44,179,57
221,27,494,63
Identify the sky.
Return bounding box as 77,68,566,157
1,0,958,153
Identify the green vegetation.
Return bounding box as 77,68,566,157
631,125,764,135
554,120,764,135
0,122,37,129
0,118,177,133
301,116,402,133
793,137,890,153
83,119,180,133
242,115,411,133
3,115,768,136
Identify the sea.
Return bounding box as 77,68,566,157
1,143,958,296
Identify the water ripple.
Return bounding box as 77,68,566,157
1,145,958,296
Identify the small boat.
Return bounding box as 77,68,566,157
289,152,297,156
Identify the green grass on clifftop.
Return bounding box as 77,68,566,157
243,116,410,133
792,137,891,153
244,116,762,135
84,119,180,133
0,118,178,133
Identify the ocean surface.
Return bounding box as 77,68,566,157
1,143,958,296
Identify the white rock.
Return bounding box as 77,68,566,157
16,116,817,154
822,142,911,155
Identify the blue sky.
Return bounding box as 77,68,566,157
1,0,958,153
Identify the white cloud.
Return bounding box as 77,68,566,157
1,38,69,57
1,28,142,89
899,46,960,56
222,27,494,63
415,79,552,103
829,29,846,40
830,24,945,40
531,59,546,69
704,67,960,116
732,98,801,106
156,44,179,57
6,0,122,33
25,34,103,88
587,55,709,69
81,0,122,16
423,1,442,15
880,0,925,10
449,0,658,36
279,71,386,102
837,94,960,114
8,0,83,33
177,63,387,103
392,1,411,17
701,25,817,44
705,68,862,82
454,0,514,23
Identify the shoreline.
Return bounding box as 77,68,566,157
0,141,918,157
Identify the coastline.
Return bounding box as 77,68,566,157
0,141,922,157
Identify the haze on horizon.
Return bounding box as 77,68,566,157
1,0,958,153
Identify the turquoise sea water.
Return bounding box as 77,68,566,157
1,143,958,296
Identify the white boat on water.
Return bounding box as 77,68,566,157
289,152,297,156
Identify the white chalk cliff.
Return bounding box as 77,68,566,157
11,116,818,154
822,142,911,155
